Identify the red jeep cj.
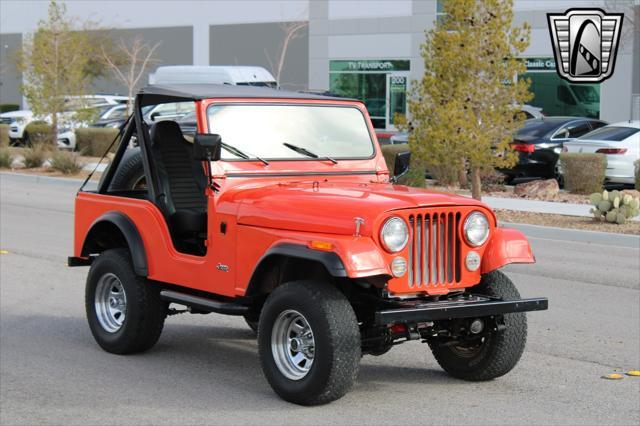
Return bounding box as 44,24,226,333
69,84,548,405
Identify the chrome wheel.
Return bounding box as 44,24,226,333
94,273,127,333
271,310,315,380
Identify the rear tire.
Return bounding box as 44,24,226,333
428,270,527,381
85,248,167,354
258,281,361,405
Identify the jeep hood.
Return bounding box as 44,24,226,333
228,181,487,237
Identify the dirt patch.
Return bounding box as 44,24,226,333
426,181,592,204
495,209,640,235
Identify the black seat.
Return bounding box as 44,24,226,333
150,121,207,241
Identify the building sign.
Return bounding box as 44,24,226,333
330,60,410,72
524,57,556,71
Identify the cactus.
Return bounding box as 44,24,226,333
589,192,639,224
590,193,603,206
597,200,612,212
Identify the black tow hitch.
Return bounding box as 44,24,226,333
375,295,548,326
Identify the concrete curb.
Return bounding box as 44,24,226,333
502,222,640,248
1,171,87,187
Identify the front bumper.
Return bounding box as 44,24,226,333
375,294,548,325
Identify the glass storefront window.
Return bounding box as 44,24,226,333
329,60,410,130
330,73,386,128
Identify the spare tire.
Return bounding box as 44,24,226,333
109,147,146,191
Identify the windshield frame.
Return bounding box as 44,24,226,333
204,101,377,162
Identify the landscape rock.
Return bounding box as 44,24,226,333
513,179,559,200
621,189,640,199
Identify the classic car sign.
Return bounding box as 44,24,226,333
547,8,623,83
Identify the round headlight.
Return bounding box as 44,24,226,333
464,212,490,246
380,217,409,253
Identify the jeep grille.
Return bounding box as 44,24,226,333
407,212,462,287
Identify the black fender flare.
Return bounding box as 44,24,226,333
81,211,148,276
245,243,347,296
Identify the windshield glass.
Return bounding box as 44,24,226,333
578,126,639,141
207,104,374,160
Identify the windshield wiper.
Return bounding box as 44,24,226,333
282,142,338,164
221,142,269,165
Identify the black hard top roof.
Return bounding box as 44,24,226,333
137,84,355,106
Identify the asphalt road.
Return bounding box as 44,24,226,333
1,173,639,425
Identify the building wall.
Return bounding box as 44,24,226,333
210,22,309,90
92,26,194,96
0,33,22,107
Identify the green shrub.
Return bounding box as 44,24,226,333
559,153,606,194
0,147,13,168
635,159,639,190
380,144,426,187
50,150,83,174
381,144,409,170
24,122,55,146
0,104,20,113
589,189,640,224
22,143,49,168
75,128,119,156
0,124,9,147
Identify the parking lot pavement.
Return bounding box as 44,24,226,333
1,173,639,425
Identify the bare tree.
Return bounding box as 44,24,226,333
102,36,160,114
264,21,308,89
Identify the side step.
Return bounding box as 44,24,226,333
160,290,249,316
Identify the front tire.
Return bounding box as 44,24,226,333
258,281,361,405
85,249,167,354
429,270,527,381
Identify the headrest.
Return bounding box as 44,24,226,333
150,120,185,146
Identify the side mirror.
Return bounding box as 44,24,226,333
391,151,411,183
149,112,160,122
193,133,222,161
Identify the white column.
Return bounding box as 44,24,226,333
192,23,209,66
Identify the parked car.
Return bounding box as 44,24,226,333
7,95,129,146
4,110,78,149
68,84,547,406
0,109,32,126
562,121,640,185
145,101,194,123
176,111,197,136
90,105,129,129
501,116,607,182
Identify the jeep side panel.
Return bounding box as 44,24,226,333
74,191,238,297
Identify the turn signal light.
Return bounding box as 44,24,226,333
596,148,627,154
308,240,334,251
512,143,535,153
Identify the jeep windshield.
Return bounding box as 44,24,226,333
207,104,374,161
